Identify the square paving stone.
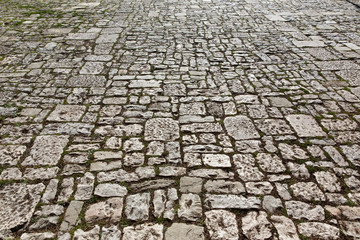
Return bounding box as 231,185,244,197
224,116,260,140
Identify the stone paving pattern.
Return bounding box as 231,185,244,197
0,0,360,239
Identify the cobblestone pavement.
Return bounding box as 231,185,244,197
0,0,360,239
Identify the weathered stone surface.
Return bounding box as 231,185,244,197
130,179,175,191
202,154,231,167
85,198,123,223
181,123,223,133
290,182,325,201
165,223,204,240
153,189,166,218
285,201,324,221
122,223,163,240
42,123,94,136
314,171,341,192
224,116,260,140
22,135,68,165
180,177,203,193
242,211,272,240
73,225,100,240
340,221,360,238
60,200,84,232
47,105,86,122
178,193,202,221
270,216,299,240
278,143,308,160
256,153,286,173
205,194,261,209
164,84,186,96
2,0,360,236
179,102,206,115
0,183,45,234
125,193,150,221
74,172,95,200
246,182,273,195
298,222,339,240
0,145,26,166
204,180,245,194
20,232,56,240
287,162,310,179
233,154,264,181
340,144,360,166
255,119,293,135
144,118,179,141
102,225,122,240
325,205,360,220
286,114,326,137
205,210,239,240
263,196,283,213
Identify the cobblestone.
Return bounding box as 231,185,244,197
0,0,359,238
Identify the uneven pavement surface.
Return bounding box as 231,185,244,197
0,0,360,239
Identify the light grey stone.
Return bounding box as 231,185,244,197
74,172,95,200
242,211,272,240
341,144,360,166
202,154,231,167
290,182,325,201
47,105,86,122
340,221,360,238
256,153,286,173
263,196,283,213
165,223,204,240
205,210,239,240
286,114,326,137
153,190,166,218
224,115,260,140
178,193,202,221
20,232,56,240
94,183,127,197
205,194,261,209
85,198,123,223
180,177,203,193
60,200,84,232
144,118,180,141
0,145,26,166
0,183,45,233
101,225,122,240
270,216,299,240
73,225,100,240
122,223,163,240
298,222,339,240
314,171,341,192
285,201,324,221
246,182,273,195
125,193,150,221
22,135,68,165
204,180,245,194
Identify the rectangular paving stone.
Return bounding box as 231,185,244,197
315,60,360,70
293,41,325,47
286,114,326,137
22,135,69,165
67,33,98,40
67,75,107,87
47,105,86,122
